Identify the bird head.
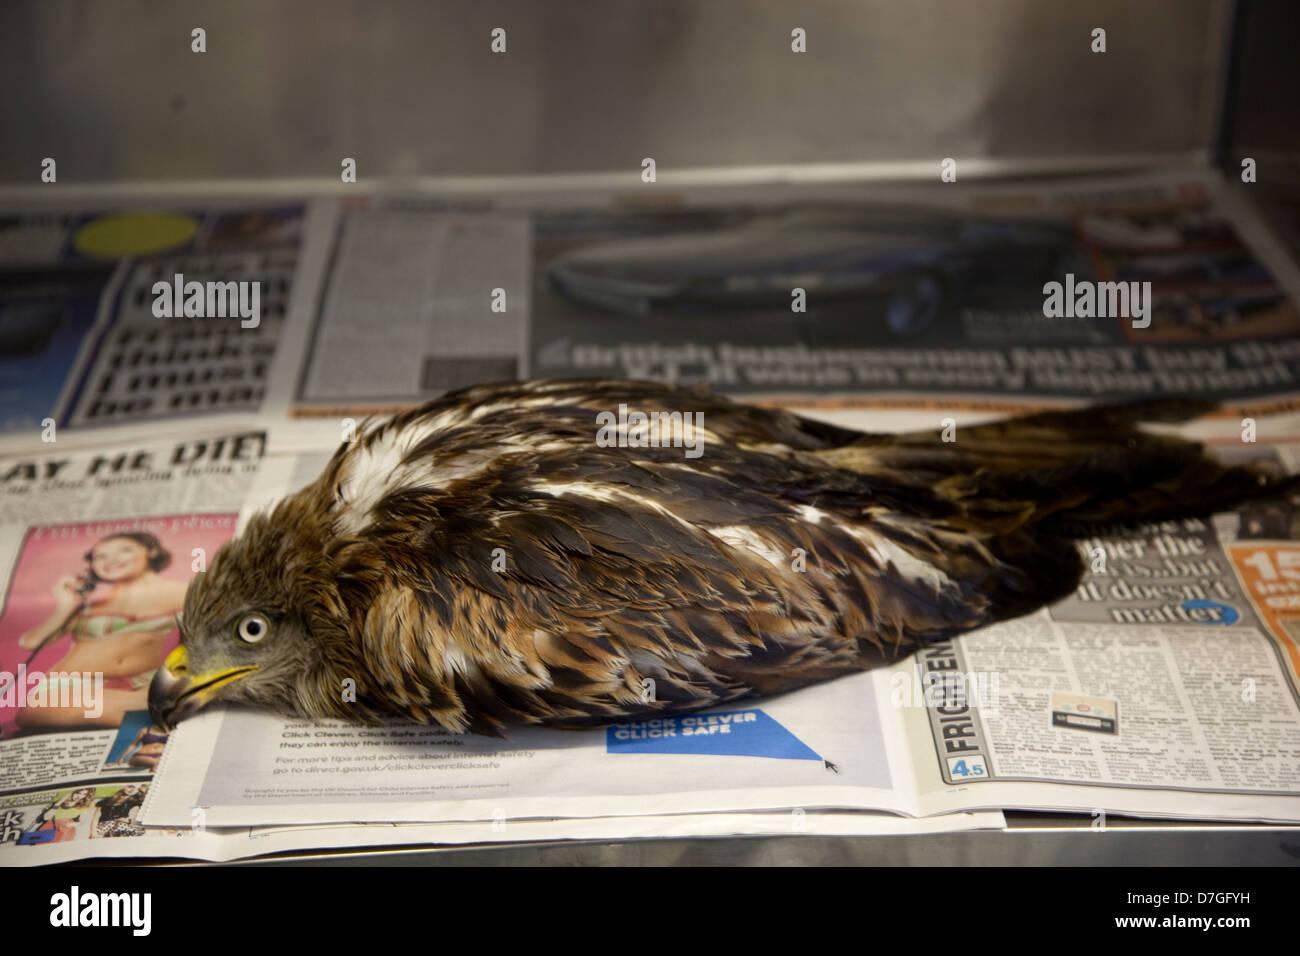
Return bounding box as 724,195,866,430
148,497,361,730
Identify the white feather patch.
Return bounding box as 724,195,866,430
704,525,787,568
334,416,574,536
845,522,955,594
334,423,438,535
795,504,831,525
531,481,626,505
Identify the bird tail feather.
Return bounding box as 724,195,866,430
803,398,1300,643
818,398,1298,534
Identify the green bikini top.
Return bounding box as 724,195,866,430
72,612,177,640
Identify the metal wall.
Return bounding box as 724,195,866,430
1225,0,1299,168
1,0,1230,185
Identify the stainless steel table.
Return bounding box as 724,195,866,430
125,813,1294,866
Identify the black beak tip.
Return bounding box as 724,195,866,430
147,668,187,733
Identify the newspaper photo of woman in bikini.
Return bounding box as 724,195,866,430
12,530,186,732
0,516,239,742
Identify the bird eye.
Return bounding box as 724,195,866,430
235,613,270,644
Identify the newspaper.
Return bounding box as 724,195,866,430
4,169,1300,863
9,172,1300,431
0,201,324,436
0,423,254,860
280,170,1300,416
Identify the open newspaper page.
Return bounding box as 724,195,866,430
0,423,258,861
281,170,1300,417
898,437,1300,823
0,200,330,438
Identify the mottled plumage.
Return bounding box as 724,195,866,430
149,379,1295,736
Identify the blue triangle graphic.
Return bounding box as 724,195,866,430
605,708,821,760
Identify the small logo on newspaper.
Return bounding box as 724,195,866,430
606,709,821,760
1050,692,1119,735
151,272,261,328
49,885,151,936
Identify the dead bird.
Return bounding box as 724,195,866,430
149,379,1292,735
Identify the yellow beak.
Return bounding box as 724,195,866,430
148,645,259,730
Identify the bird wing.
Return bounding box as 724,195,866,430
324,388,1076,733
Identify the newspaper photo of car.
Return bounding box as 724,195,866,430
546,206,1075,337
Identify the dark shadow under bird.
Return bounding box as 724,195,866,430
149,379,1296,736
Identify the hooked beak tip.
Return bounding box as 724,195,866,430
147,645,258,730
148,646,192,731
